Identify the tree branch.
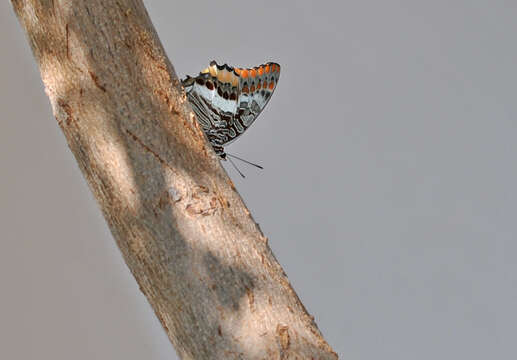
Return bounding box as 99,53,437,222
11,1,338,359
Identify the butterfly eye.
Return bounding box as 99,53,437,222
205,81,214,90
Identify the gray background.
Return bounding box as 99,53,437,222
2,1,517,359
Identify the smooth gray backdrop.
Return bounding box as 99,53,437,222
2,1,517,359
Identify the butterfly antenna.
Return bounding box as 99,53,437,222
227,153,264,169
227,156,246,178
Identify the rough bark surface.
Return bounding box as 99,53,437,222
11,1,338,359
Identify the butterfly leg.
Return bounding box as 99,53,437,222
212,145,226,160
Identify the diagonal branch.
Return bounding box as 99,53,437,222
11,1,338,359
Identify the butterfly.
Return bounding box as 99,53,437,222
182,61,280,163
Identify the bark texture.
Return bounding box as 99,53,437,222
11,1,338,359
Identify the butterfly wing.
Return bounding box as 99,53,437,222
182,61,280,157
228,62,281,145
